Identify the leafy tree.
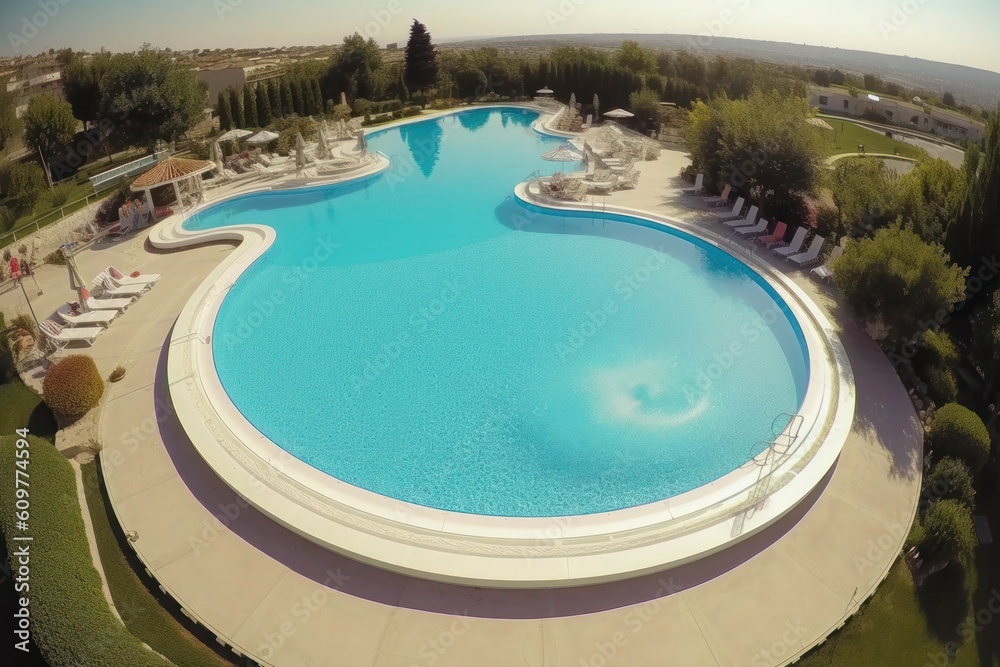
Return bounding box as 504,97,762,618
242,83,258,127
831,158,899,235
217,90,233,131
404,20,439,92
229,86,244,128
62,52,110,126
23,94,78,166
943,91,956,107
832,225,969,343
949,115,1000,268
812,69,831,87
919,499,976,567
930,403,992,473
894,157,964,243
685,90,822,220
628,87,661,130
98,48,207,147
328,33,382,101
0,75,20,152
0,162,45,215
614,40,657,74
924,457,975,510
256,83,272,126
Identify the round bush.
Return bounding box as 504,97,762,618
919,499,977,566
43,355,105,421
924,457,976,510
930,403,992,474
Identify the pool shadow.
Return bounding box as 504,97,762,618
153,331,835,620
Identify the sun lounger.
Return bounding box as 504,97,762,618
724,205,758,227
704,184,732,207
754,222,788,249
811,245,844,280
96,275,149,298
85,295,135,313
734,218,770,238
107,266,160,286
788,235,826,266
682,173,704,195
713,197,746,222
773,227,808,258
56,304,117,327
39,320,104,349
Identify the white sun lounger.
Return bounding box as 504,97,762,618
713,197,745,222
85,295,136,313
56,304,117,327
93,273,150,298
788,235,826,266
773,227,808,258
724,205,759,227
106,266,160,286
682,173,704,195
704,183,732,207
734,218,770,238
811,245,844,281
39,320,104,349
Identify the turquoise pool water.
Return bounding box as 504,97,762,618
186,107,809,517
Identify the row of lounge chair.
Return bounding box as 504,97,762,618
37,266,160,351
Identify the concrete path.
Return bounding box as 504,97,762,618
2,145,923,667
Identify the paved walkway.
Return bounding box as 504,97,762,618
2,136,923,667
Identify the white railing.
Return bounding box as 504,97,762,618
90,150,168,192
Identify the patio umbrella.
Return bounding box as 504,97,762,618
569,92,576,109
593,94,600,118
316,126,330,160
541,145,583,173
806,117,834,131
536,87,554,95
603,108,635,119
295,132,306,170
246,130,280,145
355,130,368,154
217,128,253,142
210,140,225,173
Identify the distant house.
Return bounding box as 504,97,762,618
386,43,398,51
807,85,985,144
5,60,64,118
198,62,288,103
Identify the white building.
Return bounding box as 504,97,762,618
198,62,287,103
5,60,64,118
808,85,986,144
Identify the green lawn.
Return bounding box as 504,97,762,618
80,461,235,667
815,117,926,161
0,377,56,441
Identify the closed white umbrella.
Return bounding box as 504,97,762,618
593,94,600,117
246,130,280,145
295,132,306,170
210,140,225,174
569,92,576,109
218,128,253,142
355,129,368,154
316,126,330,160
603,108,635,119
541,145,583,173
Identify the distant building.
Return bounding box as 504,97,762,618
198,62,288,103
808,85,985,144
5,60,64,118
386,43,398,51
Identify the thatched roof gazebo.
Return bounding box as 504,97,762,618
130,157,216,216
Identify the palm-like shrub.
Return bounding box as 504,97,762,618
929,403,992,474
43,355,104,422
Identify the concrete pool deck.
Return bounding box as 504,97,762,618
0,117,922,666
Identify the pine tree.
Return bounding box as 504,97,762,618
280,77,294,116
256,83,272,127
404,20,438,92
310,79,324,115
243,83,258,127
302,79,317,116
230,87,245,128
268,79,282,119
218,90,233,131
291,79,305,116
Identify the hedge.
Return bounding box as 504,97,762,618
0,435,170,667
919,498,977,566
42,355,104,422
929,403,992,474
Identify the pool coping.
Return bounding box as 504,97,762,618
150,105,856,588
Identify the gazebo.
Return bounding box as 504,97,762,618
130,157,216,214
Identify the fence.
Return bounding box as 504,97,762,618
90,150,167,192
0,191,104,250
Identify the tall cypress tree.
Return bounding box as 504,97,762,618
291,79,305,116
310,79,325,114
268,79,282,119
256,83,272,127
229,87,245,128
280,77,294,116
302,79,317,116
404,20,438,92
243,83,258,127
218,90,233,131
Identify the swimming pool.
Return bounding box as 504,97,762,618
185,107,809,518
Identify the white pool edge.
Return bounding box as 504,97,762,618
152,105,856,588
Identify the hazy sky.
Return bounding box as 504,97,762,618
2,0,999,73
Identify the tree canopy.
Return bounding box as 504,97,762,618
614,41,657,74
23,94,78,165
832,225,969,343
327,33,382,102
404,20,438,92
0,75,20,152
62,52,110,126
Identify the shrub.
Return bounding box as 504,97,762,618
0,205,15,231
1,161,46,215
0,435,170,667
919,499,977,566
923,366,958,405
49,182,73,207
924,457,976,509
0,311,15,382
44,248,67,265
42,354,104,422
929,403,992,474
331,103,352,123
188,141,210,160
